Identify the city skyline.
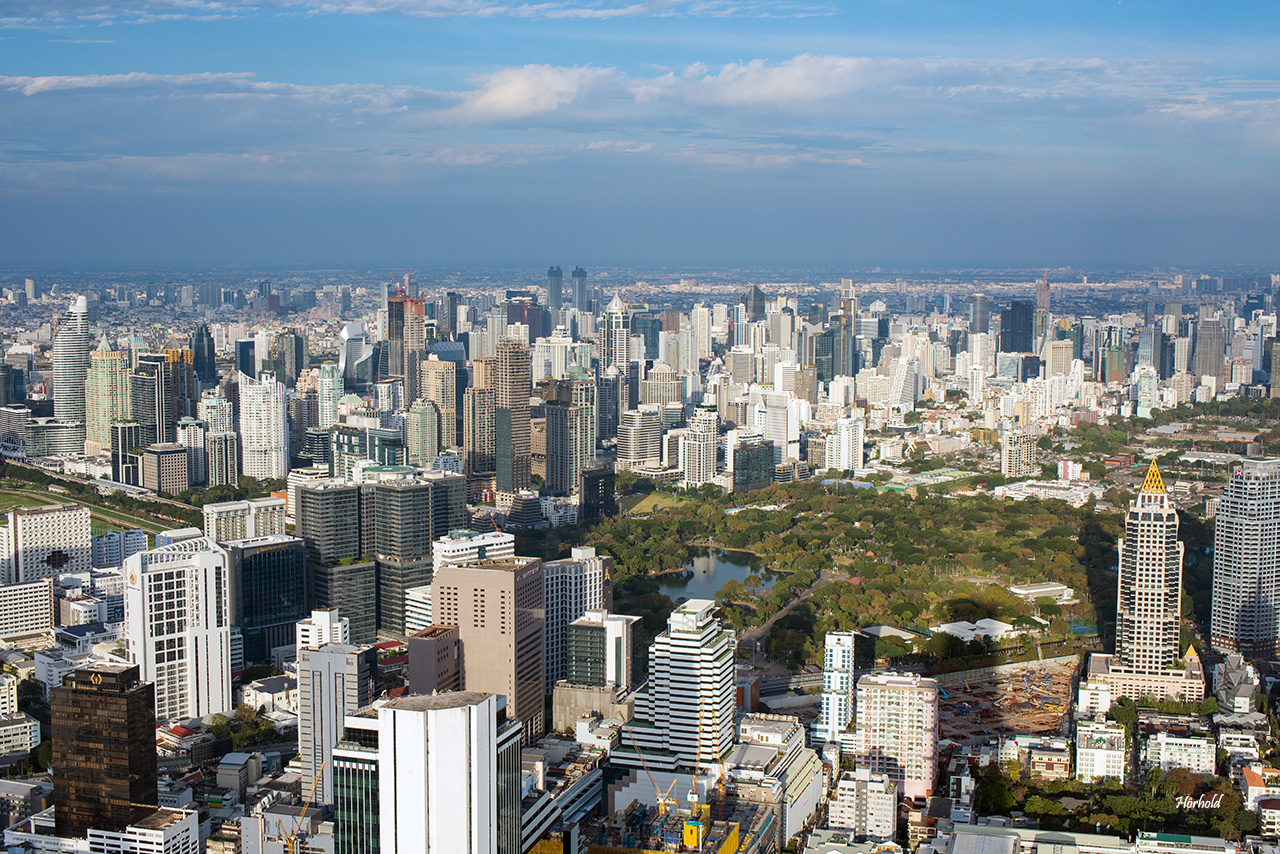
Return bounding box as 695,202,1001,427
2,2,1280,267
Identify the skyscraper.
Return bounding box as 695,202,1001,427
51,664,157,838
192,323,217,385
546,265,563,312
571,266,588,312
999,299,1034,353
1211,459,1280,657
124,537,232,720
298,642,377,806
85,337,132,451
679,404,718,488
602,295,631,370
1193,317,1226,381
237,371,288,480
332,692,523,854
970,293,991,335
816,631,858,745
430,556,546,742
494,338,531,493
616,599,735,772
542,546,613,690
51,296,91,446
226,534,308,663
317,363,342,429
234,339,256,379
1092,462,1204,701
463,387,496,478
544,401,591,496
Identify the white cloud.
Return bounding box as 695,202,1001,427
450,64,623,121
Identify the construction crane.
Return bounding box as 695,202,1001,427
280,759,326,854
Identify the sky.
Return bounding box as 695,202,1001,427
1,0,1279,269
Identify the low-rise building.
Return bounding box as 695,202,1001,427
1075,719,1126,784
827,768,897,841
1141,731,1216,775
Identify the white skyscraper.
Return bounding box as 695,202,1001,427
816,631,858,745
298,642,376,806
679,405,719,488
617,599,735,771
853,671,939,800
1212,458,1280,658
123,537,232,721
332,692,523,854
317,363,342,430
236,371,288,480
825,416,864,474
1,503,91,584
51,296,91,445
542,546,613,690
198,391,235,434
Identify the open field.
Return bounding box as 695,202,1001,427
0,493,55,514
0,488,170,535
618,493,679,515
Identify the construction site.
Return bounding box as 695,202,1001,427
936,659,1077,743
580,794,778,854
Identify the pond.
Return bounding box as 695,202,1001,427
656,546,780,602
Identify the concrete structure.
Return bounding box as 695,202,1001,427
432,529,515,569
542,546,613,691
6,806,199,854
1211,458,1280,657
827,768,897,841
852,671,939,800
1,503,91,584
202,497,286,543
0,579,54,642
141,443,189,495
405,625,461,694
85,337,132,451
237,371,289,481
680,405,719,488
296,609,350,650
616,599,735,772
1092,463,1204,702
51,296,91,448
332,692,522,854
1141,731,1216,775
817,631,858,746
123,537,232,721
430,555,546,742
1000,431,1036,478
1075,718,1127,783
297,642,377,806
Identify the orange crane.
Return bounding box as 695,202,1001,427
277,759,326,854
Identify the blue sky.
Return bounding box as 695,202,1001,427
1,0,1278,268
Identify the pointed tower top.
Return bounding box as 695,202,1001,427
606,294,626,313
95,335,114,352
1139,460,1166,495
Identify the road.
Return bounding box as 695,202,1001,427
736,569,834,646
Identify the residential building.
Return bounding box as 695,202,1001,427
51,296,91,448
680,405,719,488
1141,731,1216,775
237,371,288,481
1211,458,1280,657
495,338,531,493
85,337,132,451
202,498,286,543
825,417,864,474
852,671,939,800
1075,718,1127,783
1,503,92,584
827,769,897,842
123,537,232,721
1000,432,1036,478
816,631,858,745
297,608,350,650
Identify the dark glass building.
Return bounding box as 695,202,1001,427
52,664,157,838
227,536,308,663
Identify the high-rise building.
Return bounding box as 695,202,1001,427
1,503,91,584
317,363,342,429
174,417,207,487
816,631,858,745
969,294,991,335
234,339,256,379
544,401,592,496
124,537,232,720
547,265,563,312
51,663,157,839
1211,459,1280,657
1194,317,1226,381
463,386,496,479
494,339,531,493
827,769,897,842
565,609,638,692
542,547,613,690
51,296,91,446
824,416,864,474
192,323,217,385
679,404,718,488
602,296,632,371
999,300,1035,353
852,671,939,800
431,556,546,742
1036,276,1051,312
237,371,288,481
616,599,734,772
332,692,523,854
571,266,588,313
141,443,189,495
131,351,197,446
110,422,142,486
298,642,377,806
85,337,132,451
616,405,662,471
1091,463,1204,701
203,497,285,542
297,608,350,649
226,535,308,663
206,431,239,487
1000,432,1036,478
421,356,457,446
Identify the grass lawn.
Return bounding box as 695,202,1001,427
619,492,679,515
0,492,63,514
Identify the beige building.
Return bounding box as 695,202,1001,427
405,625,461,695
430,555,546,742
142,444,189,496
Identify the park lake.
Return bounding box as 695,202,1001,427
657,547,780,601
